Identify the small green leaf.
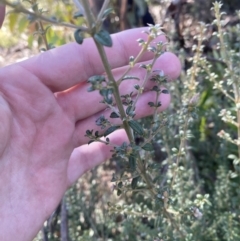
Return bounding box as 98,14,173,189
162,89,169,94
94,29,112,47
99,88,108,96
104,126,120,137
73,11,84,19
87,86,95,92
139,64,147,69
74,29,84,44
18,16,28,33
134,84,140,90
111,174,117,182
131,176,139,189
118,181,123,188
117,189,122,196
44,25,52,35
126,106,135,116
151,86,160,92
147,46,157,52
110,112,120,118
129,56,135,67
86,130,93,136
142,143,153,151
88,140,95,145
137,38,145,45
95,131,99,137
129,155,136,170
129,56,135,62
48,43,55,49
102,8,114,19
128,120,144,136
148,102,155,107
122,76,140,81
88,75,105,83
100,88,113,105
157,102,161,107
9,12,18,32
32,3,39,12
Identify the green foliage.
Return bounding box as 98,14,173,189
94,29,112,47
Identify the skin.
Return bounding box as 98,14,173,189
0,7,181,241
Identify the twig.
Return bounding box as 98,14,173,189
72,0,84,14
0,0,88,31
41,226,49,241
60,197,69,241
38,20,49,50
97,0,110,22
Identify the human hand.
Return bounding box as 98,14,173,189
0,27,180,240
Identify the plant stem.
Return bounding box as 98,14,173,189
1,0,86,30
94,40,157,197
163,209,186,238
237,110,240,158
97,0,110,22
80,0,95,26
170,111,190,189
81,0,157,197
38,21,49,50
188,23,204,92
130,56,158,113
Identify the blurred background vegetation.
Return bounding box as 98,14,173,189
1,0,240,240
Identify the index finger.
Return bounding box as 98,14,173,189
19,27,167,92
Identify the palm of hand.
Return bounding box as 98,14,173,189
0,64,74,219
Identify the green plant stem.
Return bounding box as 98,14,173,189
80,0,95,26
81,0,157,198
153,93,160,119
170,111,190,189
189,23,204,91
92,138,119,148
38,21,49,50
81,0,134,144
163,209,185,238
95,39,157,197
95,43,134,140
97,0,110,22
81,1,133,142
237,110,240,158
130,57,158,113
232,82,240,159
94,45,157,196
